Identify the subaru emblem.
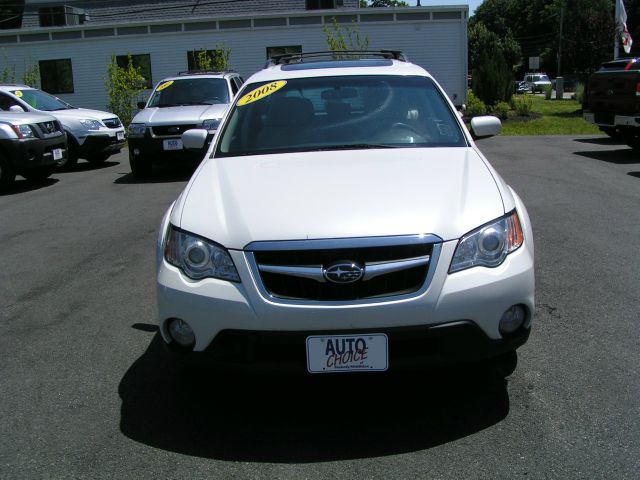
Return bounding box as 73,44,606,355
323,261,364,284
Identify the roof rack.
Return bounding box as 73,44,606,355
264,50,409,68
176,70,235,76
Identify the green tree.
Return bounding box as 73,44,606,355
22,56,39,88
1,49,16,83
469,22,514,105
105,54,146,127
193,45,232,71
323,17,370,58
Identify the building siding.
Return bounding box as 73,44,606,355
1,8,468,111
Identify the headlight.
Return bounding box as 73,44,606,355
164,226,240,282
201,118,221,131
79,119,102,130
11,124,35,138
449,210,524,273
128,123,146,136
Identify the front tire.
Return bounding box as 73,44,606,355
21,165,55,181
129,153,152,178
622,128,640,150
0,155,16,191
58,134,79,170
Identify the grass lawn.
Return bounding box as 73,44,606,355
500,95,601,136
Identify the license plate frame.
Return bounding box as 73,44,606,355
163,138,183,151
306,333,388,374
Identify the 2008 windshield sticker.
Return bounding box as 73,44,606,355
237,81,287,106
14,90,23,98
156,81,174,91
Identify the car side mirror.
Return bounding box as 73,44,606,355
470,116,502,139
182,129,209,151
9,105,25,113
137,101,146,109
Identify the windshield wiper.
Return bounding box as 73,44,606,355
310,144,397,150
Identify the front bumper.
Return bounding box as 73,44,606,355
76,130,126,157
583,111,640,128
157,235,535,370
128,132,213,164
0,135,67,171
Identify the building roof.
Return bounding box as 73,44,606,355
16,0,359,29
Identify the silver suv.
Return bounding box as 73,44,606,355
0,85,125,168
127,71,244,178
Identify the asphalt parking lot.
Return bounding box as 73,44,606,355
1,135,639,479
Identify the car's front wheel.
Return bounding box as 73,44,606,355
622,128,640,150
0,154,16,191
57,134,79,170
21,165,55,181
129,152,152,178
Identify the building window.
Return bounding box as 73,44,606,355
306,0,336,9
39,59,74,94
187,49,228,71
116,54,152,89
266,45,303,59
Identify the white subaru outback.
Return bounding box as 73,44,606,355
156,51,535,374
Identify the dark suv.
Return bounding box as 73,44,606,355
0,111,67,190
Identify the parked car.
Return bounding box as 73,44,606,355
0,111,67,190
0,85,125,168
156,51,535,375
583,57,640,149
127,70,244,178
523,73,552,93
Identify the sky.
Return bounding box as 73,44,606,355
405,0,484,15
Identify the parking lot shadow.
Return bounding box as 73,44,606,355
574,136,626,146
114,165,195,184
59,160,120,173
119,333,511,462
574,148,639,164
628,172,640,179
0,177,58,196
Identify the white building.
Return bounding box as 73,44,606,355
0,1,468,110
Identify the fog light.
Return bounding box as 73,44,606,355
167,318,195,348
499,305,526,335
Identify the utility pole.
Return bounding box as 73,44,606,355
557,2,564,77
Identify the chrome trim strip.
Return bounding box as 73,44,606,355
362,255,430,281
245,234,443,252
258,264,326,282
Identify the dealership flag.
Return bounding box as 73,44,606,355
616,0,633,54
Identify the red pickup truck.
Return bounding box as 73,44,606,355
583,58,640,150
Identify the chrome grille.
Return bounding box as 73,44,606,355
152,124,198,136
37,120,61,134
246,236,441,303
102,117,122,128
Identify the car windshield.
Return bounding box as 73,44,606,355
11,88,73,111
147,78,230,107
533,75,550,82
216,75,466,157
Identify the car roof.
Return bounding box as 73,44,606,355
245,58,432,85
158,72,237,83
0,84,33,91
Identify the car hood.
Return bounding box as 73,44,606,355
46,107,120,121
175,148,506,249
0,111,57,124
132,104,229,125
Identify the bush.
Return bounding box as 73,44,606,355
511,95,533,116
544,84,553,100
491,101,510,120
465,90,487,116
574,83,585,105
472,49,513,106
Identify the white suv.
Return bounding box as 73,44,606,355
156,51,535,375
0,85,125,168
127,71,244,178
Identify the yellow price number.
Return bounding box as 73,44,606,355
156,81,174,92
237,81,287,106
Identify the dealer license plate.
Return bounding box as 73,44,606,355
52,148,63,161
306,333,388,374
116,131,125,141
163,139,183,151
